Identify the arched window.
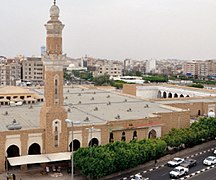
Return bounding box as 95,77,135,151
133,131,137,140
88,138,99,147
174,93,178,98
180,94,184,98
69,139,81,151
121,131,126,141
198,110,201,116
109,132,114,143
148,129,157,139
53,121,60,147
163,92,167,98
54,76,59,101
168,92,172,98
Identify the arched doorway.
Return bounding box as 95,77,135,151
28,143,41,169
88,138,99,147
121,131,126,141
198,110,201,116
168,92,172,98
148,129,157,139
69,139,81,151
180,94,184,98
6,145,20,170
109,132,114,143
28,143,41,155
7,145,20,157
186,95,190,97
133,131,137,140
163,92,167,98
174,93,178,98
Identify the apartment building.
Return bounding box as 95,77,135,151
183,60,216,78
21,57,43,83
183,61,199,76
0,62,21,86
96,63,123,77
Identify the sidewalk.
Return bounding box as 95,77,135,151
0,169,87,180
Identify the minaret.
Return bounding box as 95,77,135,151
40,1,68,153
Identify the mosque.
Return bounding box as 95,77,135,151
0,1,215,173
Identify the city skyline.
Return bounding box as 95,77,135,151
1,0,216,60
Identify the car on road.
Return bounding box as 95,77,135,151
167,157,184,167
131,174,149,180
169,166,189,179
180,158,197,168
203,156,216,166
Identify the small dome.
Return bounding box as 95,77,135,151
50,5,60,17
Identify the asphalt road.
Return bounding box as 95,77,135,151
190,167,216,180
143,150,214,180
144,151,213,180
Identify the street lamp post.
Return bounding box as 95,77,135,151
65,119,80,180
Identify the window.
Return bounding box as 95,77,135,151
54,124,59,147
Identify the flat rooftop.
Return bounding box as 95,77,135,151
0,86,187,131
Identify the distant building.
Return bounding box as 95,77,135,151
112,76,144,84
0,62,21,86
183,61,198,76
183,60,216,78
96,63,123,77
146,59,156,74
21,57,43,83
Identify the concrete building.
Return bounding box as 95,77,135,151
96,63,123,77
146,59,156,74
21,57,43,83
183,61,198,76
0,62,21,86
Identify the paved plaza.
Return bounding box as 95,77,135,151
0,169,86,180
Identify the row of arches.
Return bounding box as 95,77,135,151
6,138,100,158
7,130,158,158
7,143,41,158
158,91,190,99
109,129,157,142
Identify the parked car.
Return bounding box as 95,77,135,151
167,157,184,167
180,158,197,168
203,156,216,166
169,166,189,179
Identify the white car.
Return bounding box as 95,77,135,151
169,166,189,178
213,149,216,155
203,156,216,165
167,157,184,167
131,174,149,180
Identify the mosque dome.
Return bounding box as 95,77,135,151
50,4,60,17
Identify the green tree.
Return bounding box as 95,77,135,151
93,75,111,86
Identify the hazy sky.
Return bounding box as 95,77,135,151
1,0,216,60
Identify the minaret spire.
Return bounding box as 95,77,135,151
54,0,56,5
